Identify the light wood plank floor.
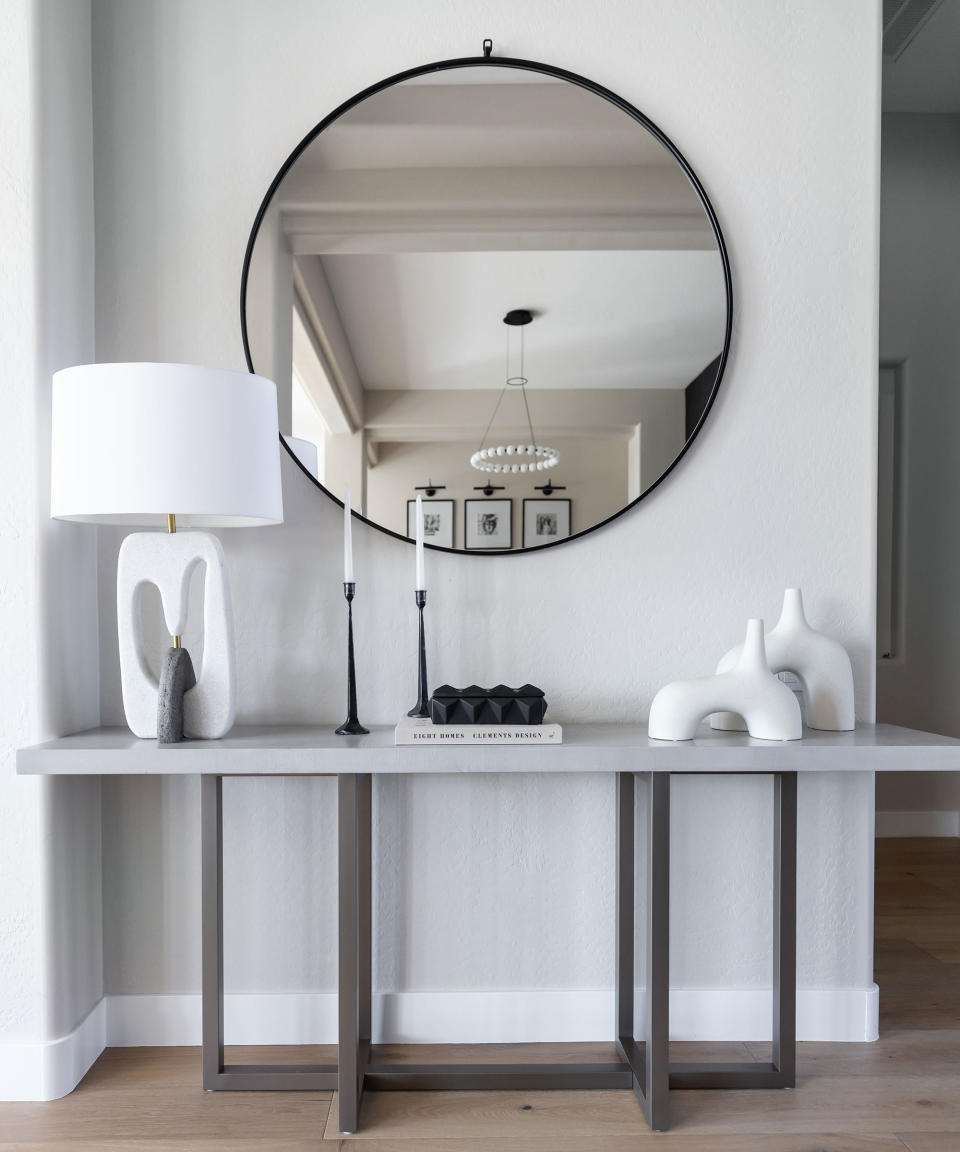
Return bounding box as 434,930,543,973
1,837,958,1151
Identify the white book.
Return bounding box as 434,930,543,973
395,717,563,745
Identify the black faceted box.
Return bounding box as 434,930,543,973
429,684,547,725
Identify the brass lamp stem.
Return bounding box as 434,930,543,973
167,513,181,647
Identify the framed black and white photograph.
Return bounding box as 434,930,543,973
464,498,513,550
523,499,571,548
407,499,455,549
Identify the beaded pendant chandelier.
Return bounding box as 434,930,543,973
470,310,560,475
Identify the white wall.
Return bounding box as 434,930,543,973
90,0,880,1043
876,114,960,823
0,0,103,1100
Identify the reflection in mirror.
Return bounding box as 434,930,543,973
246,65,728,551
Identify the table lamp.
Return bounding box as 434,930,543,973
282,435,319,478
51,363,283,742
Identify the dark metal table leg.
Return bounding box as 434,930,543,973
200,774,339,1092
201,775,224,1090
773,771,797,1086
359,775,372,1095
669,771,798,1092
338,774,359,1133
339,774,370,1133
615,772,635,1050
616,772,670,1132
645,773,671,1129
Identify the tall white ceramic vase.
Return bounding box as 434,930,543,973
712,588,855,732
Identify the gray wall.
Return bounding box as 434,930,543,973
877,113,960,817
90,0,880,1024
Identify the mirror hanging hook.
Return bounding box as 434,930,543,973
482,38,493,57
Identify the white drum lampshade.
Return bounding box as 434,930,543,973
51,362,283,526
50,362,284,742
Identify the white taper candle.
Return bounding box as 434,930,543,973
415,494,425,590
344,486,354,583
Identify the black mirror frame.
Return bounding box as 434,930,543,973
241,51,733,556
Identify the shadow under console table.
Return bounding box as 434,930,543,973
18,722,960,1134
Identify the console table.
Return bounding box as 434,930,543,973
17,722,960,1134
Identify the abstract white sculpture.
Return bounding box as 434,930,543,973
117,531,236,739
649,619,801,742
51,363,283,741
711,588,855,732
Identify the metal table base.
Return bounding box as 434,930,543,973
200,775,339,1092
200,770,798,1134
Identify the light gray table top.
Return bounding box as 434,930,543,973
15,722,960,776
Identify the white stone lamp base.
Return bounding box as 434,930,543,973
117,531,237,739
712,587,855,733
649,619,801,742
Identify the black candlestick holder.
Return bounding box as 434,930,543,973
335,582,369,736
407,589,429,718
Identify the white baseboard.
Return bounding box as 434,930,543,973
0,997,105,1101
106,985,879,1047
0,986,879,1099
666,985,878,1043
876,810,960,837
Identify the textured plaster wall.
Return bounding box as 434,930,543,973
0,0,101,1063
91,0,880,1009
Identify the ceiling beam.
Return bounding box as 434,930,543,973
366,424,636,444
362,387,684,445
288,222,710,255
280,165,714,254
293,256,365,430
291,306,351,435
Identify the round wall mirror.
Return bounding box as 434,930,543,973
243,53,731,554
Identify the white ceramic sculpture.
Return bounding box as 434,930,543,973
648,619,801,742
117,531,237,739
711,588,854,732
